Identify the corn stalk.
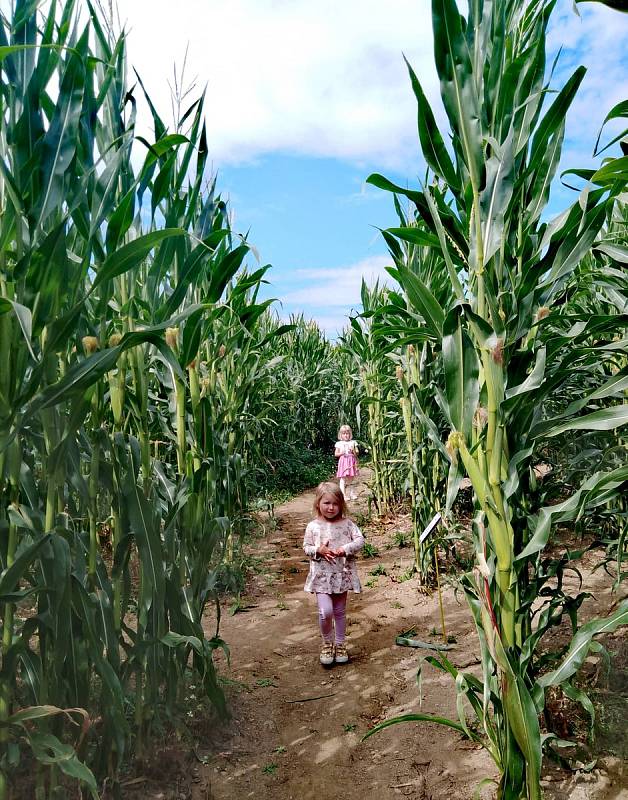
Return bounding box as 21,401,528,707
366,1,628,797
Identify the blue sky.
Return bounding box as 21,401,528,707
119,0,628,337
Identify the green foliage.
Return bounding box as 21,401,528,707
365,1,628,798
362,541,379,558
0,4,352,797
342,723,357,732
255,441,333,500
391,531,410,548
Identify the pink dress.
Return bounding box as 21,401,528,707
303,518,365,594
336,440,359,478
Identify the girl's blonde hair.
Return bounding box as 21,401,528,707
313,481,347,519
337,424,352,439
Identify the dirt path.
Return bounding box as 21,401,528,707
191,478,627,800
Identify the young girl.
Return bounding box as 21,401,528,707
335,424,359,500
303,481,365,665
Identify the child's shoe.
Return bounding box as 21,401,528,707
319,642,334,666
334,643,349,664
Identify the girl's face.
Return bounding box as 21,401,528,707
340,429,351,441
319,493,341,521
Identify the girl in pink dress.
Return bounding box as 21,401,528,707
335,424,359,500
303,482,365,666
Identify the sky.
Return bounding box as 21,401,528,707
113,0,628,338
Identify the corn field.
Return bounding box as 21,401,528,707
0,2,343,797
360,0,628,799
1,0,627,799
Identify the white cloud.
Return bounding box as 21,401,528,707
114,0,628,174
280,312,353,339
117,0,438,170
281,254,393,308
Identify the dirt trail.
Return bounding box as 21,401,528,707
194,478,627,800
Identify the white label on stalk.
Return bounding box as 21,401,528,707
419,512,442,544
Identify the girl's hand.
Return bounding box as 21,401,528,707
317,541,336,563
333,547,346,557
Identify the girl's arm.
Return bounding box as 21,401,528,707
341,523,365,557
303,523,319,558
334,446,343,458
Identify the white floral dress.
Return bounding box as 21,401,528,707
303,518,365,594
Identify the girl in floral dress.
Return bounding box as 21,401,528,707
303,481,365,665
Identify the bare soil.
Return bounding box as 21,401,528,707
124,475,627,800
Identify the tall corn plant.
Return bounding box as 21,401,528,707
366,1,628,797
376,206,457,577
0,1,266,795
341,282,403,514
0,4,170,794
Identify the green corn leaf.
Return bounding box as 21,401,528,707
432,0,483,192
136,132,189,166
91,228,186,291
517,466,628,560
539,369,628,424
159,228,231,320
501,674,542,799
105,186,136,252
502,347,546,408
540,202,607,291
404,55,460,192
26,731,98,796
0,535,52,595
124,460,165,628
34,29,88,232
386,226,441,249
0,298,35,359
538,600,628,688
480,132,515,265
7,704,87,726
392,265,445,336
361,712,467,742
0,43,78,62
590,155,628,185
206,243,249,303
595,243,628,263
531,404,628,438
593,98,628,155
528,67,586,177
442,306,479,439
561,682,595,740
366,173,426,207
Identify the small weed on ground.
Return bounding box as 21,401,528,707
397,566,415,582
369,564,387,576
263,763,278,775
362,541,379,558
392,531,410,548
343,723,357,732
